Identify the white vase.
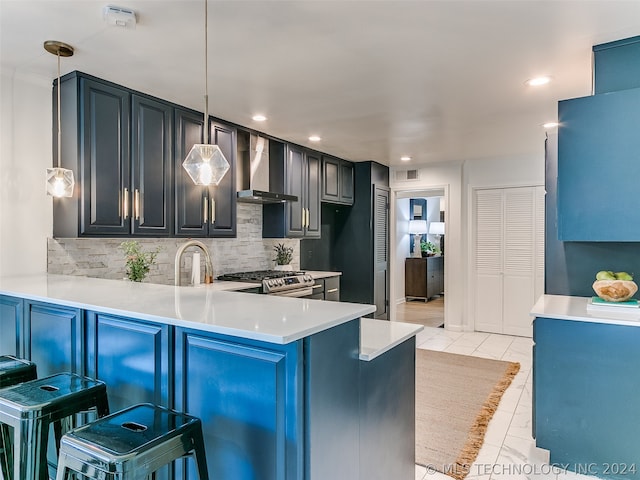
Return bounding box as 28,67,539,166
274,264,293,271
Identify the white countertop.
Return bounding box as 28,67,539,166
531,294,640,327
0,274,375,344
359,319,423,361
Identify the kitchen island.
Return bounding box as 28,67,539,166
531,294,640,480
0,274,421,480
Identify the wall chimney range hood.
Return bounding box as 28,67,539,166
236,134,298,204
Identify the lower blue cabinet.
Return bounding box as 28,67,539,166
174,328,303,480
24,300,82,376
534,317,640,479
86,312,170,412
0,295,22,355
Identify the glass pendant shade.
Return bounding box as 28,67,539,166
182,144,229,186
46,167,74,198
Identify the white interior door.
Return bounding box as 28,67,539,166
474,189,504,334
473,186,544,337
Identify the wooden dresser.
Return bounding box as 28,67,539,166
405,256,444,301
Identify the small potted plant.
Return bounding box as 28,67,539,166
273,243,294,271
420,240,438,257
119,241,160,282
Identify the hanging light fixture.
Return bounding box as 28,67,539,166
182,0,229,186
44,40,75,198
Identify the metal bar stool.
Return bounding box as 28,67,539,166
55,403,209,480
0,356,37,389
0,372,109,480
0,356,38,480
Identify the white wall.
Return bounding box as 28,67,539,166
390,151,544,331
0,69,52,276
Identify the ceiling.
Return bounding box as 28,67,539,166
1,1,639,167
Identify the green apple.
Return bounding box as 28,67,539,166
615,272,634,281
596,270,616,280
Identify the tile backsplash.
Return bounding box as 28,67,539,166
47,203,300,285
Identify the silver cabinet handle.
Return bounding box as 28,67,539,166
123,188,129,219
326,288,338,293
301,209,305,228
211,198,216,224
312,284,323,289
204,197,208,223
134,189,140,220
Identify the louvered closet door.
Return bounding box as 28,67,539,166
373,186,390,319
474,189,505,334
502,188,536,336
473,186,544,337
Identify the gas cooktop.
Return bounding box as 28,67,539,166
217,270,306,283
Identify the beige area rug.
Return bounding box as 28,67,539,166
415,350,520,480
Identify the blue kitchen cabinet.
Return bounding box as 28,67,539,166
593,35,640,94
174,328,303,480
321,155,354,206
174,107,237,238
557,87,640,241
533,317,640,479
24,301,83,376
263,143,321,238
131,93,174,236
85,312,170,412
0,296,23,355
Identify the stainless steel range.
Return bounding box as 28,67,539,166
217,270,316,298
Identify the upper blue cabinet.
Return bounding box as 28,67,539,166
593,36,640,94
557,86,640,241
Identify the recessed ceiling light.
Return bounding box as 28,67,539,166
308,135,321,142
526,76,552,87
542,122,559,129
400,156,411,161
252,114,267,122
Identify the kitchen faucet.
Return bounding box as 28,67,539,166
174,240,214,286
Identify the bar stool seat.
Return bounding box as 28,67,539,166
55,403,209,480
0,356,37,389
0,372,109,480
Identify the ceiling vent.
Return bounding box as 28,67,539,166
103,5,137,28
394,169,420,182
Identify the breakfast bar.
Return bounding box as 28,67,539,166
0,274,421,480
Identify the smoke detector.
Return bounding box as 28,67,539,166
103,5,137,28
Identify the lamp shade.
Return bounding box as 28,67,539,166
408,220,428,234
46,167,74,198
429,222,445,235
182,144,230,186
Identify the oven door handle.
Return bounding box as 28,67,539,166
270,287,314,298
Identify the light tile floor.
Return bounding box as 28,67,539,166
414,327,598,480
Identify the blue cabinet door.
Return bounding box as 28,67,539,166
175,329,303,480
86,312,170,412
131,94,174,236
0,296,23,356
24,301,82,376
558,87,640,241
534,317,640,479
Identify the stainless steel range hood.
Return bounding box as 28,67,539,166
237,134,297,204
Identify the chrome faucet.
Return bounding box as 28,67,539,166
174,240,214,286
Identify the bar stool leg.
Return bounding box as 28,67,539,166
11,418,51,480
192,426,209,480
0,424,12,480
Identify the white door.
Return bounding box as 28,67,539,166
473,186,544,337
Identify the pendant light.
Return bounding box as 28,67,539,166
182,0,229,186
44,40,75,198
